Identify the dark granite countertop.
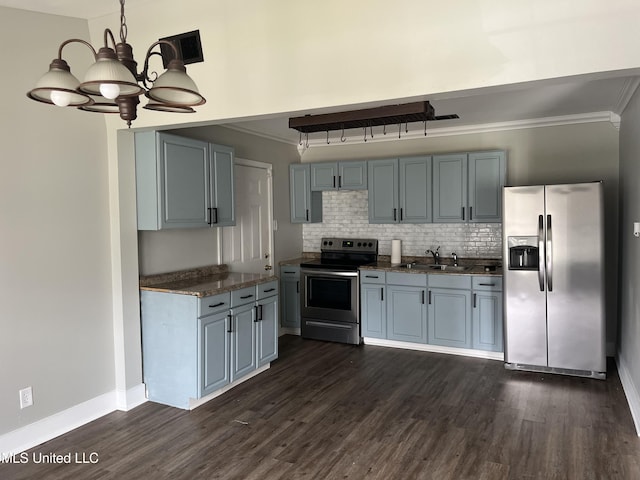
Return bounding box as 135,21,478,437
139,265,277,298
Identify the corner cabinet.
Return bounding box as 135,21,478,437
290,164,322,223
432,151,505,223
135,131,235,230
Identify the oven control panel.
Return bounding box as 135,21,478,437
321,238,378,253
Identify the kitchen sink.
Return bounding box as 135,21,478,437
399,263,472,272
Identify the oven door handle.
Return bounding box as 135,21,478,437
305,320,354,330
301,270,359,277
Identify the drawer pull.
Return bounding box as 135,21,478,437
263,288,276,293
473,293,477,308
284,271,296,274
365,275,379,278
240,294,254,299
478,283,496,286
227,314,233,333
208,302,226,308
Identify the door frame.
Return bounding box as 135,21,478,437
216,157,274,271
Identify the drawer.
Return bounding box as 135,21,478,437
428,274,471,290
231,286,257,307
472,276,503,291
199,292,231,317
386,272,427,287
257,280,278,299
360,270,386,284
280,266,300,278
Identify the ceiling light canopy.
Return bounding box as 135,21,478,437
26,0,205,127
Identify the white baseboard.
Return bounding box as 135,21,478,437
616,354,640,436
116,383,147,411
0,384,148,455
363,337,504,361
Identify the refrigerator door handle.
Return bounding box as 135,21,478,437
538,214,545,291
546,214,553,292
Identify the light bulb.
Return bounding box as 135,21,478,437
50,90,72,107
99,83,121,100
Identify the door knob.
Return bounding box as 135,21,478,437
264,265,273,271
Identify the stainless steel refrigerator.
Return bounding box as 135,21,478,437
503,182,606,379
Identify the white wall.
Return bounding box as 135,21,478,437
0,8,113,435
618,86,640,432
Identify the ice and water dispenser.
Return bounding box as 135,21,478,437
507,236,538,270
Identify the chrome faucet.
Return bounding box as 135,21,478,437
425,246,441,264
451,252,458,266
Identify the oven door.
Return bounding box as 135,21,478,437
301,269,359,324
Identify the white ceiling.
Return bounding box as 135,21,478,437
5,0,639,145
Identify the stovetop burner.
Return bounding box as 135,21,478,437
300,237,378,270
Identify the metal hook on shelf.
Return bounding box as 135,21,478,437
340,125,346,142
383,124,387,135
405,121,409,133
424,121,428,136
305,132,309,148
363,127,367,142
370,125,374,139
298,131,302,146
398,123,401,139
326,130,330,145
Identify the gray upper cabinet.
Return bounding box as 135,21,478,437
310,161,367,191
433,151,505,223
290,164,322,223
369,157,431,224
399,156,432,223
467,151,506,223
135,131,235,230
368,159,399,223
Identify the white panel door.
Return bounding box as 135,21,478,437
222,160,273,273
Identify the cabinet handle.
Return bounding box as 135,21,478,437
381,287,384,301
296,280,300,293
254,305,259,322
208,302,225,308
365,275,379,278
227,314,233,333
462,207,465,221
263,288,276,293
339,175,342,188
473,293,477,308
207,207,213,225
470,206,473,221
240,294,254,299
478,283,496,286
393,208,397,221
284,270,296,274
306,209,309,221
333,176,336,188
422,290,425,304
212,207,218,224
259,304,264,320
428,290,432,305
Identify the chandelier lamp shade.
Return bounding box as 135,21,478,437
26,0,205,127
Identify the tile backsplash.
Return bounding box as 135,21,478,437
303,190,502,259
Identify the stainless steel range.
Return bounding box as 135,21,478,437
300,238,378,345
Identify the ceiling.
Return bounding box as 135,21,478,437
5,0,639,145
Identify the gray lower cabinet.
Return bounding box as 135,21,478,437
290,164,322,223
386,273,428,343
428,288,472,349
135,131,235,230
280,266,300,328
141,281,278,410
360,270,386,339
472,276,503,352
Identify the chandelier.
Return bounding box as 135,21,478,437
26,0,206,127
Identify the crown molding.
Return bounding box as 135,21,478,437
614,77,640,116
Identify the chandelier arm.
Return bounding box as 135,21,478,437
57,38,97,60
104,28,117,50
140,40,182,84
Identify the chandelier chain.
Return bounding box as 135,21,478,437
119,0,127,44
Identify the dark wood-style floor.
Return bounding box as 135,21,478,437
2,335,639,479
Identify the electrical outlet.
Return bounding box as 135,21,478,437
19,387,33,409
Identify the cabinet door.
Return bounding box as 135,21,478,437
468,151,505,223
433,154,467,223
472,291,503,352
256,296,279,367
159,133,210,228
230,303,257,382
280,272,300,328
387,285,427,343
199,311,231,397
310,162,338,191
368,159,399,223
289,164,322,223
209,144,235,226
339,161,367,190
361,284,386,338
428,288,472,348
399,156,432,223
